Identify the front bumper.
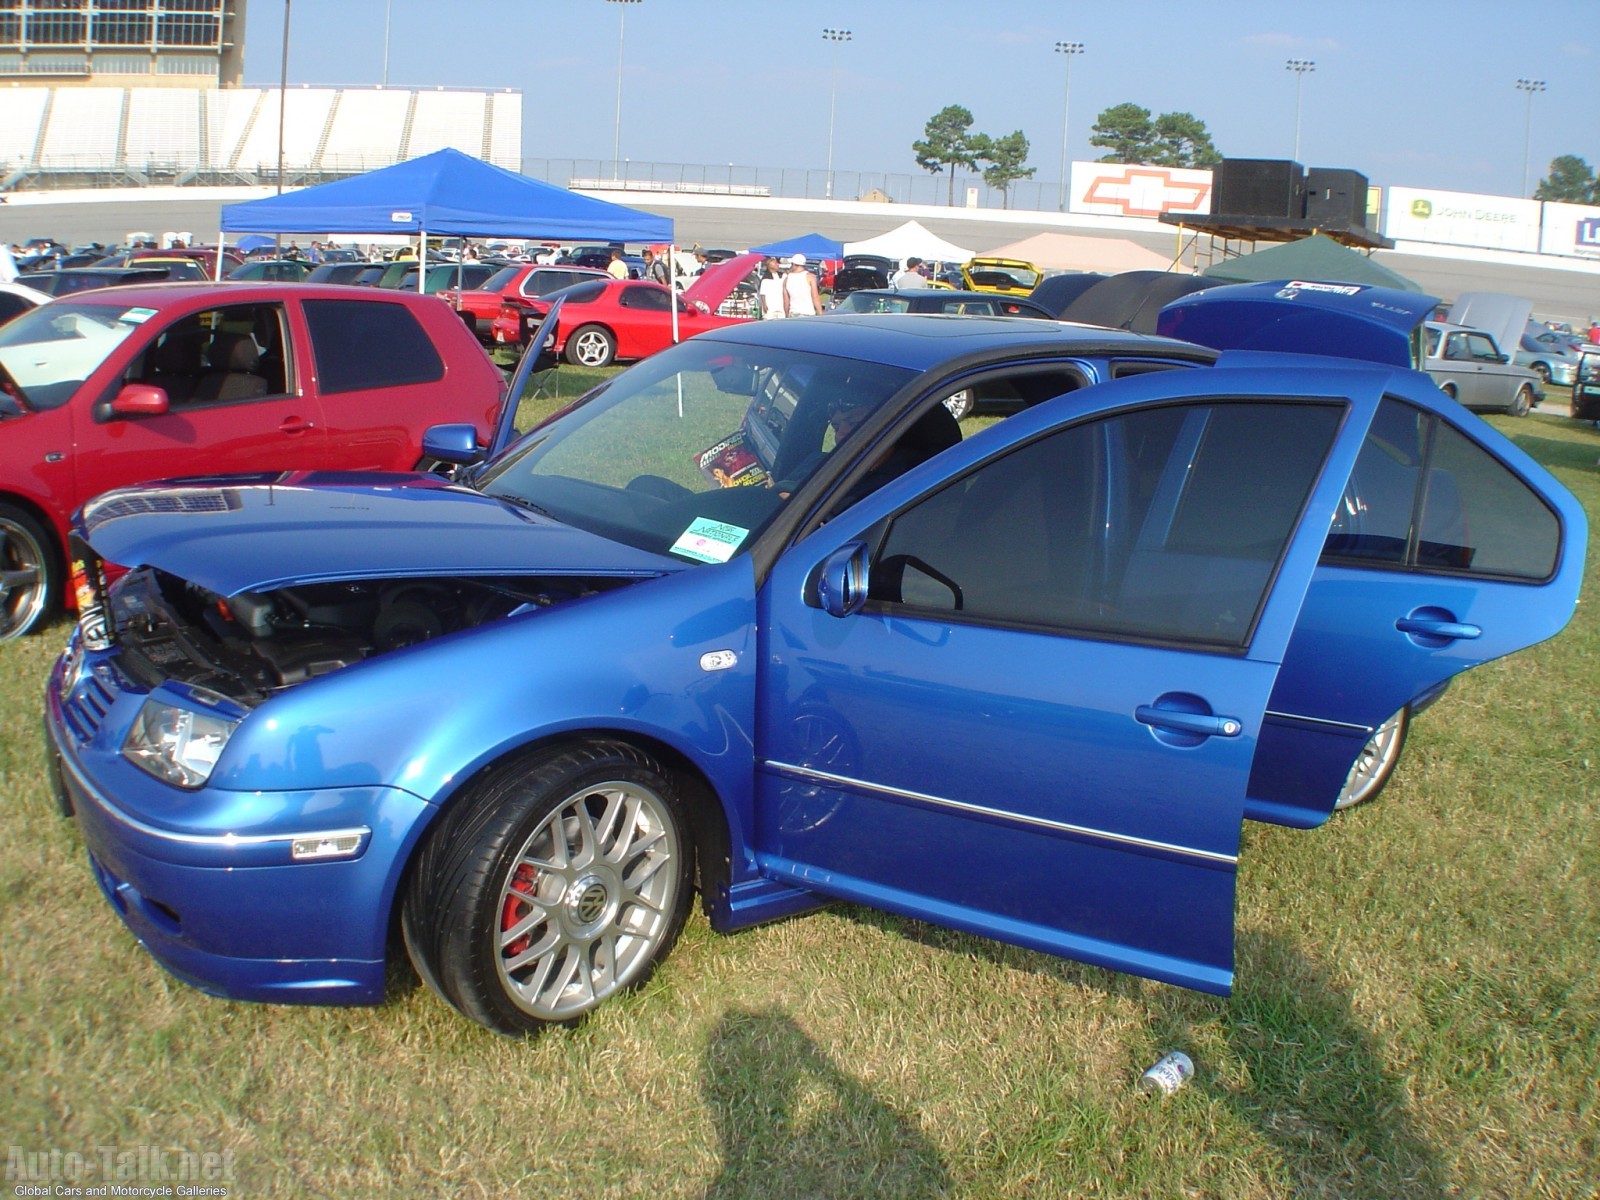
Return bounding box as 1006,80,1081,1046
46,650,432,1006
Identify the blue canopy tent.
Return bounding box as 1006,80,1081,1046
750,232,844,261
219,148,672,288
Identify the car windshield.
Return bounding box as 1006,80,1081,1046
970,263,1040,288
475,339,915,562
481,266,520,292
0,299,151,413
837,293,912,314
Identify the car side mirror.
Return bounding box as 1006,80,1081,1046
808,542,870,617
109,383,170,417
421,423,484,466
1495,353,1510,364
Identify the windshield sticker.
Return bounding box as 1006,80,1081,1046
120,308,158,324
671,518,750,564
695,430,771,488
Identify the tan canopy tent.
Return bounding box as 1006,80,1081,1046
981,232,1174,274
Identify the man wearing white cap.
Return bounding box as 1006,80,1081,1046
784,253,822,317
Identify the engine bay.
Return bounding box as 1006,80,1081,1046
107,566,633,705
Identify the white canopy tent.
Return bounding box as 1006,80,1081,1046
844,220,974,265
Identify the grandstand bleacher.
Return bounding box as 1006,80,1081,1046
0,85,521,190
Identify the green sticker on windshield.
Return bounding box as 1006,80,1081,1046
121,308,158,324
671,517,749,564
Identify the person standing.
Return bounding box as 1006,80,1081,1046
893,257,929,289
643,248,670,285
783,253,822,316
758,257,787,319
607,249,629,280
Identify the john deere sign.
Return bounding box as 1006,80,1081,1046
1386,187,1540,251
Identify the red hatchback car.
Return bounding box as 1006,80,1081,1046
491,253,765,366
440,264,609,342
0,282,505,640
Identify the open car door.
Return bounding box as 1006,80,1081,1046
1247,368,1586,825
752,363,1400,994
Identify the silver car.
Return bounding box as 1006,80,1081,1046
1423,322,1541,416
1516,328,1580,386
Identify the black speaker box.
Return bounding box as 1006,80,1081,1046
1213,158,1306,219
1305,168,1369,227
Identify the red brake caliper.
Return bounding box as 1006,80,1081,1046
502,864,539,957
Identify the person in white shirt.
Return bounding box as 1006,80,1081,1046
783,254,822,316
758,257,787,319
892,257,930,289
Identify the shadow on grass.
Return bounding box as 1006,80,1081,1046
700,1005,949,1200
1502,431,1600,474
842,909,1449,1197
1190,933,1450,1199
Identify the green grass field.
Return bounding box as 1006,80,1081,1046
0,395,1594,1199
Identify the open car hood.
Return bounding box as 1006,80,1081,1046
683,252,764,310
1447,292,1532,359
78,472,681,596
1157,280,1438,368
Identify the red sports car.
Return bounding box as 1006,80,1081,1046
491,253,764,366
0,282,505,640
440,264,609,341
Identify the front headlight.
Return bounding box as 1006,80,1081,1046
123,700,238,789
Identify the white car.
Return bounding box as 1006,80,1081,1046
1423,322,1542,415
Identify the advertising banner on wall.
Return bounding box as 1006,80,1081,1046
1383,187,1541,252
1539,201,1600,260
1069,163,1213,219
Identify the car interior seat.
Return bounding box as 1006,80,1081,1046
142,330,204,404
192,332,269,403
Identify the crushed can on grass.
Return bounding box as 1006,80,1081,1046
1138,1051,1194,1096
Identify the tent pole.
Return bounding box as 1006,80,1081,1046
214,228,224,281
418,229,427,292
668,244,680,345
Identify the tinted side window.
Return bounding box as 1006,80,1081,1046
1324,399,1558,580
869,401,1341,648
619,285,670,311
1421,421,1558,578
302,299,444,394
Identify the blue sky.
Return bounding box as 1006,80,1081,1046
248,0,1596,199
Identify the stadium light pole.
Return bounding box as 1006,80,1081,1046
823,28,851,200
1054,41,1083,212
382,0,392,87
1516,77,1546,196
1286,58,1315,162
608,0,642,181
277,0,292,195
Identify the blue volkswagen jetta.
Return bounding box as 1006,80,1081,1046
45,312,1585,1036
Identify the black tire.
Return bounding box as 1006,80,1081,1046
402,740,693,1036
564,324,616,368
1440,383,1458,401
1333,706,1410,811
1530,361,1551,384
1510,385,1533,417
0,503,59,642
